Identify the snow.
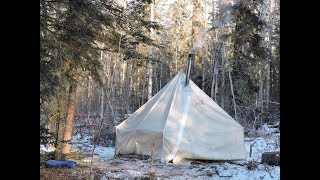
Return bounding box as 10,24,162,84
41,124,280,179
102,131,279,179
258,123,280,136
244,124,280,162
100,156,279,179
213,163,279,180
94,146,115,159
40,144,54,153
69,134,115,163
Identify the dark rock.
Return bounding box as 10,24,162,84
261,151,280,166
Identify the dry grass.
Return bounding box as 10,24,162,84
40,165,100,180
40,167,77,180
40,151,96,180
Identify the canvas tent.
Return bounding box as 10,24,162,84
115,71,246,162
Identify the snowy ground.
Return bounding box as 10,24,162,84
40,124,280,179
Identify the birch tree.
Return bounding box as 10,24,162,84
147,0,155,100
191,0,202,82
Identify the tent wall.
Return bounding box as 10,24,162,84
116,129,163,158
116,71,246,161
115,73,180,157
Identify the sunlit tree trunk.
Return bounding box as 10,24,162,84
221,42,225,109
55,59,75,159
214,59,219,103
210,47,216,99
62,61,79,154
214,0,220,103
201,1,209,91
147,0,155,101
228,66,237,120
191,0,201,78
137,68,142,107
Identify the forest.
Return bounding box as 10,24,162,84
40,0,280,179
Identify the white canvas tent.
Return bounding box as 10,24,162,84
115,71,246,162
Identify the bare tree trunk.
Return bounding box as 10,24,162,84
121,60,127,96
261,4,269,111
265,63,270,111
86,78,92,122
258,62,264,114
103,54,114,119
173,1,181,74
125,61,131,114
211,57,218,101
130,61,135,94
191,0,201,78
210,60,215,98
111,56,118,120
137,68,142,107
100,49,105,120
177,16,181,72
129,61,135,113
175,24,178,73
221,42,225,109
62,62,79,155
214,0,220,103
201,2,208,91
154,63,159,92
210,43,217,99
142,68,147,104
266,0,274,111
120,60,127,116
107,98,114,122
147,0,155,101
201,47,205,91
100,85,104,120
228,69,237,120
214,61,219,103
160,60,163,89
147,60,152,100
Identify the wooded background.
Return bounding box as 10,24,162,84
40,0,279,160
